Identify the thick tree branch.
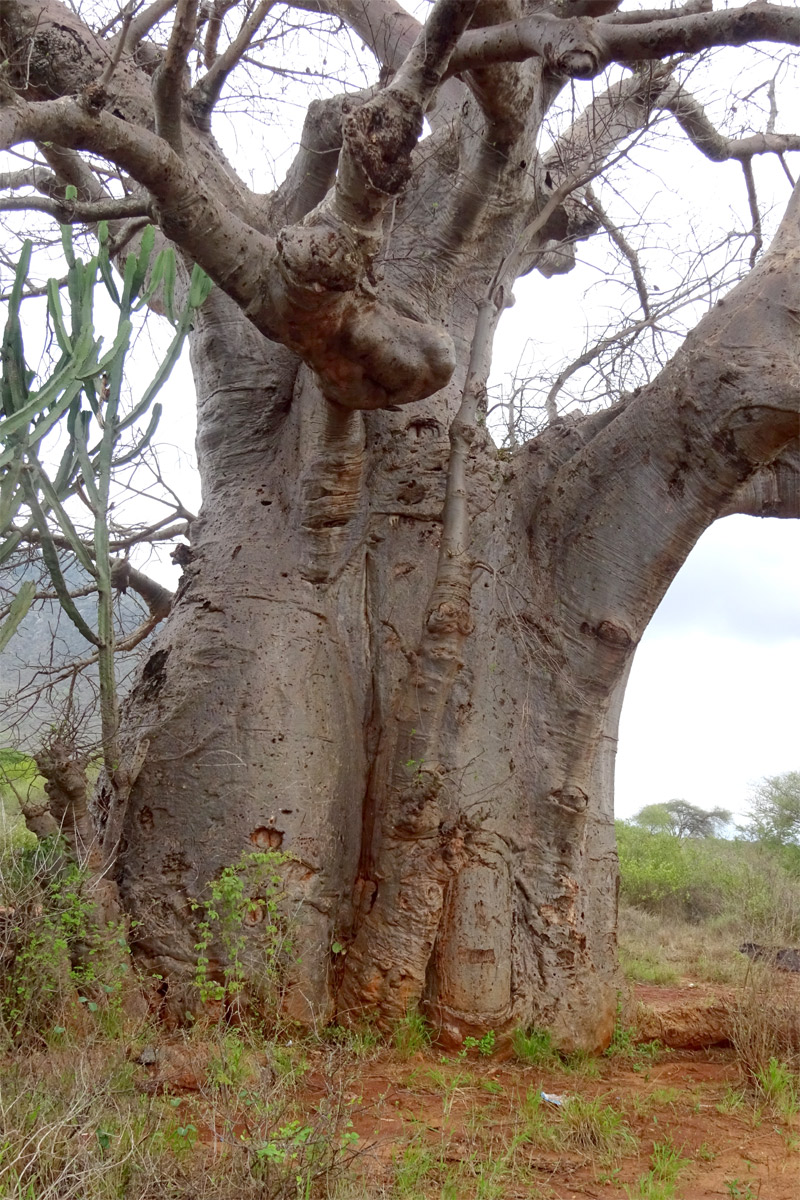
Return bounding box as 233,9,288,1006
719,445,800,518
518,179,800,713
110,559,174,618
1,79,454,408
448,3,800,79
0,193,151,221
202,0,238,67
656,79,800,162
318,0,420,73
271,88,377,225
0,165,58,193
599,0,712,23
151,0,198,153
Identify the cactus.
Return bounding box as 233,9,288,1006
0,218,212,777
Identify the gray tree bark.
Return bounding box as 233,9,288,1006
2,0,799,1050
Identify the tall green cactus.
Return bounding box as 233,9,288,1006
0,219,212,775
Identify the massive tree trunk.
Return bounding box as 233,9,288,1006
118,182,800,1047
2,0,799,1050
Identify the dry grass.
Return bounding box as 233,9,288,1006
728,964,800,1083
618,904,751,986
0,1026,365,1199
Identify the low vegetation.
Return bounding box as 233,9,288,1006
0,782,797,1197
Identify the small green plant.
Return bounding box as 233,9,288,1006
512,1025,560,1066
390,1136,439,1194
753,1056,799,1122
461,1028,496,1057
391,1007,431,1058
724,1178,757,1200
717,1085,747,1114
0,837,130,1045
625,1138,690,1199
605,998,662,1067
191,848,287,1011
323,1022,380,1057
207,1028,260,1088
559,1096,637,1159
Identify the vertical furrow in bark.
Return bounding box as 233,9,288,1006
338,300,499,1027
297,402,365,584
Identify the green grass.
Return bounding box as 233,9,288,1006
625,1137,691,1199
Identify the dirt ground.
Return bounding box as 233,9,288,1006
144,979,800,1198
313,979,797,1199
328,1044,798,1198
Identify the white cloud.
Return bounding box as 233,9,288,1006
616,517,800,822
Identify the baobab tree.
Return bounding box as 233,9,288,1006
1,0,799,1050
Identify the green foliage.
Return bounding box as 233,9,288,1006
391,1008,431,1059
631,800,731,839
322,1022,380,1057
461,1028,496,1057
616,821,800,935
1,229,211,772
0,749,41,850
512,1025,560,1066
191,849,288,1012
604,999,662,1067
626,1137,690,1199
753,1056,799,1123
558,1096,637,1158
0,836,130,1046
742,771,800,849
619,944,679,985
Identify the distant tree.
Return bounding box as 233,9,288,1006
743,772,800,847
631,799,732,839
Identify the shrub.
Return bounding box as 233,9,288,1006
616,823,800,938
0,837,130,1046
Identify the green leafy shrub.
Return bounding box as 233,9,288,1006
616,823,800,938
191,849,288,1015
0,837,130,1045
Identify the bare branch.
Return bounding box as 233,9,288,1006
543,70,667,189
599,0,712,23
0,193,151,221
151,0,198,153
741,156,763,267
202,0,238,67
190,0,276,128
13,518,191,555
126,0,176,45
656,79,800,162
322,0,421,74
99,0,138,87
110,559,174,619
584,185,650,319
0,165,58,193
448,4,800,79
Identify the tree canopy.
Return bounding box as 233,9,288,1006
743,771,800,847
630,799,732,838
